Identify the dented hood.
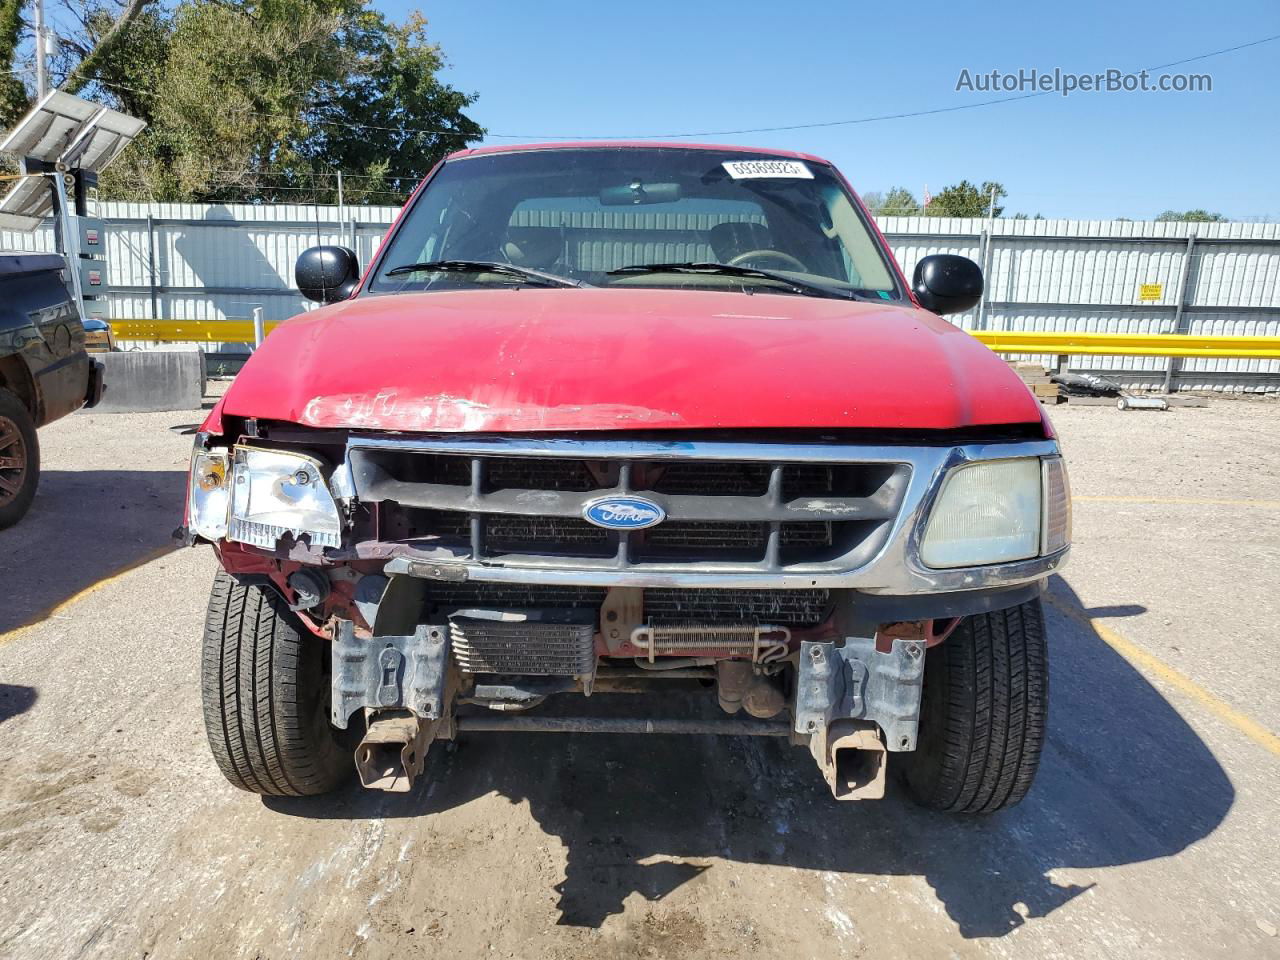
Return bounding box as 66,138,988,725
218,288,1042,433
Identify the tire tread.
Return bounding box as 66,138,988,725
902,599,1047,814
200,572,347,796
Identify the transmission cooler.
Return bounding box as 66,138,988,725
449,609,596,676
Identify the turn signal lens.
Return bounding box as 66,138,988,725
1041,457,1072,554
188,449,231,541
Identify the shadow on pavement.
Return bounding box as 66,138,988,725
0,470,185,633
267,576,1233,939
0,684,36,724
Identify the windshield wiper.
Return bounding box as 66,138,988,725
385,259,585,288
606,262,866,300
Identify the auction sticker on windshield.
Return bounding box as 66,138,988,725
722,159,813,180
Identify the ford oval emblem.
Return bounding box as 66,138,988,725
583,496,666,530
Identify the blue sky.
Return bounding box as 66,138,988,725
372,0,1279,220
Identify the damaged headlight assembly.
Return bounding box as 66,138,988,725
188,446,342,548
920,456,1070,569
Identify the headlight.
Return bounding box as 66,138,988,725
188,448,231,541
921,459,1043,568
227,447,342,548
187,444,342,548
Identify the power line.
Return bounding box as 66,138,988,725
1143,32,1280,71
512,31,1280,140
66,29,1280,142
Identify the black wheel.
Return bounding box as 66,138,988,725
899,598,1047,814
201,571,352,796
0,387,39,529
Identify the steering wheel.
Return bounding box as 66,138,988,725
727,249,807,272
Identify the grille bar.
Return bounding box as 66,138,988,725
346,471,901,522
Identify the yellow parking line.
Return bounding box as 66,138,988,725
1045,595,1280,758
1074,496,1280,508
0,546,174,647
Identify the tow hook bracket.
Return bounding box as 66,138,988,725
331,620,449,729
794,637,926,753
355,710,432,792
811,720,888,800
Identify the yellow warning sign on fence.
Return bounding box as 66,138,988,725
1139,283,1164,302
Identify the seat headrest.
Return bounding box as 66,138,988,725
503,227,562,269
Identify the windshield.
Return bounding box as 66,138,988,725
365,147,901,299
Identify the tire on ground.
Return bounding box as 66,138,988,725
0,387,39,529
201,571,352,796
899,598,1048,814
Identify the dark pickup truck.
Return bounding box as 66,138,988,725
0,252,103,527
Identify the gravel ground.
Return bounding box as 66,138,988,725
0,395,1278,960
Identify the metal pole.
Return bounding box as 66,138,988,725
1162,232,1198,393
975,227,990,330
252,306,265,348
336,171,345,247
146,214,159,319
34,0,47,99
51,173,85,312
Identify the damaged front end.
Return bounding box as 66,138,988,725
184,418,1067,799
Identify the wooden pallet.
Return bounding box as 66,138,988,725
1008,361,1065,403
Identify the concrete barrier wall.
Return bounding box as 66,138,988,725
94,350,205,413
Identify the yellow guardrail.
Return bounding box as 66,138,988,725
110,319,280,342
969,330,1280,359
108,319,1280,359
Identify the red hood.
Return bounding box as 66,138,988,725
217,288,1042,433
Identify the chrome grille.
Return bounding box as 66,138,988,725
348,440,910,573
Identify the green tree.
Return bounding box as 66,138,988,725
1155,209,1227,222
926,180,1006,218
1,0,483,203
0,0,25,129
0,0,158,129
860,187,920,216
881,186,920,216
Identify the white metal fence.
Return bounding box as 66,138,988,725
879,216,1280,392
2,203,1277,391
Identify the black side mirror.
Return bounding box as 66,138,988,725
912,254,983,316
296,246,360,303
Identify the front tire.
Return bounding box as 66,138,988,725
0,387,39,530
201,571,351,796
899,598,1048,814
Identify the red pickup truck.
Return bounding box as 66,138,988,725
186,143,1069,813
